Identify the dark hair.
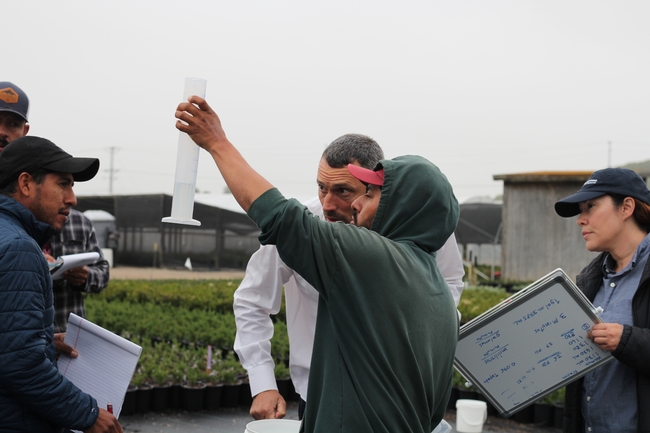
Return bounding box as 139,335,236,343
609,193,650,233
0,168,51,196
321,134,384,169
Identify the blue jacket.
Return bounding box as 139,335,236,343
0,196,99,433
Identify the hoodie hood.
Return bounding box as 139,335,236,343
369,155,459,253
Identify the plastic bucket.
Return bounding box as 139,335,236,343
245,419,301,433
456,399,488,433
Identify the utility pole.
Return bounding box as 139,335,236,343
108,146,117,194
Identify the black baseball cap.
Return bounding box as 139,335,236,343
0,82,29,122
555,167,650,217
0,136,99,188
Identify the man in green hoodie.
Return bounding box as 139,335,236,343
174,97,459,433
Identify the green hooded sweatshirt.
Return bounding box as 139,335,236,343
247,155,459,433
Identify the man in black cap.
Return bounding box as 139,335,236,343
0,81,110,335
0,81,30,151
0,137,122,432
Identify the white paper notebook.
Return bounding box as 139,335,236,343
50,252,101,280
58,313,142,419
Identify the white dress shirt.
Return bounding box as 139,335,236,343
233,197,465,400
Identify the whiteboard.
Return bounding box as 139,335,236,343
454,269,613,417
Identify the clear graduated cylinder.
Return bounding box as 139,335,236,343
162,77,207,226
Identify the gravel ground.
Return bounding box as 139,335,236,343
109,266,245,281
119,408,558,433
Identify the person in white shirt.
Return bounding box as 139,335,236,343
233,134,465,421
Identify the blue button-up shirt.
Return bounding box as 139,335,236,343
581,233,650,433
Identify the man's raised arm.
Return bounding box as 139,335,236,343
175,96,272,211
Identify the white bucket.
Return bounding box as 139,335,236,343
245,419,301,433
456,399,488,433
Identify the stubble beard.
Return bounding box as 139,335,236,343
30,187,65,233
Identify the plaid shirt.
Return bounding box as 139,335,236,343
49,209,110,333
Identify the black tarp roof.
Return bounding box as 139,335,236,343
75,194,259,236
455,202,502,245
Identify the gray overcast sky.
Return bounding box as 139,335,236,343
5,1,650,203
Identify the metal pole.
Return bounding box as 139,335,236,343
108,146,116,194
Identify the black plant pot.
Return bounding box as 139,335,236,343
554,403,564,429
514,403,535,424
181,383,206,412
121,385,138,416
204,383,223,410
220,346,233,359
276,378,291,401
150,384,171,412
220,381,242,408
533,402,554,427
476,392,498,417
168,383,182,410
136,384,153,414
287,379,300,402
458,389,478,401
447,387,460,411
238,381,253,406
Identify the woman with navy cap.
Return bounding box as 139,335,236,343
554,167,650,433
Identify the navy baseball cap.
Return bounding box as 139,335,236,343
0,82,29,122
0,136,99,188
555,168,650,217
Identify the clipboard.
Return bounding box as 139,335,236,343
58,313,142,421
49,252,100,280
453,268,613,416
